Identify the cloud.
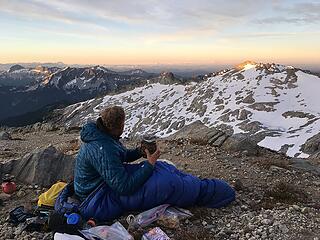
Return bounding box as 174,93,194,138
2,0,318,45
256,1,320,24
225,31,320,39
0,0,268,35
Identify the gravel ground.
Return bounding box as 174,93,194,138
0,129,320,239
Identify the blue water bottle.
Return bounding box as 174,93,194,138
65,213,82,226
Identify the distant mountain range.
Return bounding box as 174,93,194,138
0,62,67,71
50,61,320,158
0,64,198,126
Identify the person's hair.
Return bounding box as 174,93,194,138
100,106,125,132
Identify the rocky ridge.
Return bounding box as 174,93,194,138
0,65,183,126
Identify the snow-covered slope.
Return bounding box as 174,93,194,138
42,66,157,92
54,62,320,158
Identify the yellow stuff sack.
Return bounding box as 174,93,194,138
38,181,67,207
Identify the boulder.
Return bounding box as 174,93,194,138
31,122,58,132
208,131,226,145
11,145,75,187
222,133,259,156
168,121,228,145
300,132,320,158
41,123,59,132
242,94,255,104
0,131,12,140
211,134,229,147
238,121,262,133
0,159,18,179
237,109,252,120
310,151,320,159
32,122,42,131
167,121,261,155
168,120,211,142
290,158,320,176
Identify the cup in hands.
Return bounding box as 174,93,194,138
145,147,161,166
140,135,157,158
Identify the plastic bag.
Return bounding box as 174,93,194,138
157,207,193,229
54,232,85,240
128,204,170,228
80,222,133,240
142,227,170,240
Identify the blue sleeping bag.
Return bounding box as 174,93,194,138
55,161,235,221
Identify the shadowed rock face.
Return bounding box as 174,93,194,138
222,133,259,156
0,159,16,180
168,121,259,156
10,145,75,187
0,131,12,140
289,158,320,175
301,133,320,158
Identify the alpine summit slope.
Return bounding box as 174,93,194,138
55,62,320,158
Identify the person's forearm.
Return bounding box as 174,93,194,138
110,161,154,195
124,148,142,162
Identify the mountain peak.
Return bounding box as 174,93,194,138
34,65,49,72
235,61,257,70
8,64,25,73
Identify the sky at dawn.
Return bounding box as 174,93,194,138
0,0,319,66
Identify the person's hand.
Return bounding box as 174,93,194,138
145,147,161,166
140,147,147,158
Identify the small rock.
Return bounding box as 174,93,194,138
234,179,244,191
0,131,12,140
261,219,272,225
248,224,256,231
269,165,286,172
279,224,289,233
0,193,11,201
241,205,248,210
217,230,228,238
292,205,300,211
16,189,26,198
204,224,215,229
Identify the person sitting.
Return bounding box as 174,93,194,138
59,106,235,221
74,106,160,200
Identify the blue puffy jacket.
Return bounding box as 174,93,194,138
74,122,154,200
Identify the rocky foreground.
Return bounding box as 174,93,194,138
0,126,320,240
